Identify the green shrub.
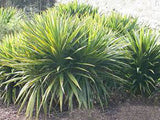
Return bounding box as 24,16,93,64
0,66,21,105
0,9,126,119
0,7,25,104
126,28,160,96
0,34,24,105
0,7,24,40
105,12,139,36
54,1,98,17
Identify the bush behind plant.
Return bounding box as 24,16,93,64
125,29,160,96
0,7,24,41
104,12,139,36
0,34,25,105
53,1,98,18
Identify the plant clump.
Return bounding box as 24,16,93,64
0,1,159,120
0,7,24,40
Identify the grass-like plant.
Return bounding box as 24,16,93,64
0,7,24,40
126,28,160,96
0,9,126,119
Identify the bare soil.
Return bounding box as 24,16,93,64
0,100,160,120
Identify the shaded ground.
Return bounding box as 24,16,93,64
0,101,23,120
0,100,160,120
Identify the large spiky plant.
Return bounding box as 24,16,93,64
0,9,126,119
126,28,160,96
0,7,24,40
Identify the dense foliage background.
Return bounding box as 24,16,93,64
0,0,55,12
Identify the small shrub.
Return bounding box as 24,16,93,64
0,7,24,40
0,7,25,103
0,34,24,105
126,28,160,96
54,1,98,17
105,12,139,36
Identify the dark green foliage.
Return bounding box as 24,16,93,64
126,29,160,96
0,66,21,105
0,0,55,12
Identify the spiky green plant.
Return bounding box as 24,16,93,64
0,9,126,119
105,12,139,36
0,7,24,40
0,34,25,105
126,28,160,96
0,8,24,102
0,66,21,105
54,1,98,17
